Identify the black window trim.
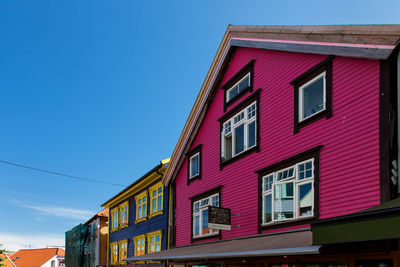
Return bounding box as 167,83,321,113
255,145,322,233
221,59,255,112
190,186,223,243
218,89,261,170
290,56,334,134
186,144,203,185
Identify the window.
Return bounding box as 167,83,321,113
147,230,162,253
187,144,202,184
193,193,219,239
221,59,255,110
262,158,314,224
189,152,200,178
221,101,257,161
226,73,251,103
119,201,129,228
133,235,146,256
51,261,55,267
291,56,333,133
118,240,128,264
111,208,119,231
257,146,321,230
149,182,163,218
110,242,118,265
299,72,326,121
135,191,147,223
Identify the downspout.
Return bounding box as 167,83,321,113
397,49,400,196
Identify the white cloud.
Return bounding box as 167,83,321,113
0,233,64,252
20,204,94,220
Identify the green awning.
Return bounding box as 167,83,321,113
312,198,400,244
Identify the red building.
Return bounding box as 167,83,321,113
129,25,400,267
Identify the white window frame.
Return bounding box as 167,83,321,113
221,101,257,161
299,72,326,122
192,193,219,239
189,152,200,179
262,158,315,225
226,73,251,103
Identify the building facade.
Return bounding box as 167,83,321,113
103,159,170,267
127,25,400,267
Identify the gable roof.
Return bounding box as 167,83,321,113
10,248,65,267
84,208,109,225
102,158,170,208
162,24,400,185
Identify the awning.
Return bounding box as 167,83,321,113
126,230,320,262
312,198,400,244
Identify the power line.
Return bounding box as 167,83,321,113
0,159,126,187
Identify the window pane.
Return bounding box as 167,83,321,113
194,202,200,213
224,135,232,160
298,161,313,180
202,209,209,234
194,215,200,236
190,154,199,177
143,204,147,217
298,183,313,216
156,235,160,242
263,174,273,191
263,194,272,223
274,183,294,220
151,236,155,243
239,74,249,92
158,186,162,194
248,121,256,148
138,206,142,219
302,76,324,119
152,198,157,213
156,244,160,252
228,85,238,101
212,195,219,207
234,124,245,154
157,195,162,211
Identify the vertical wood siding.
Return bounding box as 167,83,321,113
174,47,381,247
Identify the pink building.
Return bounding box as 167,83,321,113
130,25,400,267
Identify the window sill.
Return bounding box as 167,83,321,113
187,174,201,185
260,216,315,232
193,232,219,240
295,109,329,133
148,210,163,219
119,224,128,229
135,217,147,224
111,228,119,232
220,145,259,170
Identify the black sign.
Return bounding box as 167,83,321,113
208,206,231,230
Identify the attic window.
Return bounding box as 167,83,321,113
221,59,255,111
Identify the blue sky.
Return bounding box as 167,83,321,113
1,0,399,251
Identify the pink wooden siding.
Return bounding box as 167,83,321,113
174,47,381,247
